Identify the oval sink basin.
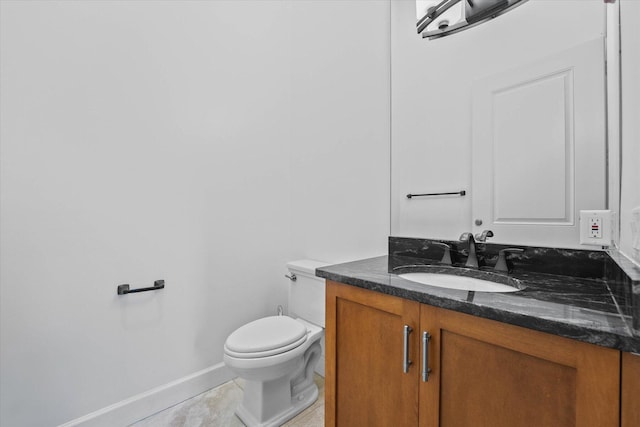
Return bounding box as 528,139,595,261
398,272,521,293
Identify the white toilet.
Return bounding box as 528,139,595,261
223,260,328,427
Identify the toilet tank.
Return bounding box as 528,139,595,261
286,260,329,328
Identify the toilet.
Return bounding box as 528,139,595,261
223,260,328,427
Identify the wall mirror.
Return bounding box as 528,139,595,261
391,0,612,249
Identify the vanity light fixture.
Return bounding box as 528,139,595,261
416,0,529,40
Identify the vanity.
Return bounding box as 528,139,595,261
316,237,640,427
321,1,640,426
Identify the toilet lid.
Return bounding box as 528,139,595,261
225,316,307,358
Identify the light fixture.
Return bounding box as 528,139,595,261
416,0,529,40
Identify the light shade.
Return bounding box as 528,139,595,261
416,0,529,40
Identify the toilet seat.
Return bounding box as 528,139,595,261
224,316,308,359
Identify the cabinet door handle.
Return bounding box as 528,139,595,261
422,331,432,382
403,325,413,373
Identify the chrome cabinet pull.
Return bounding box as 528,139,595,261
422,331,432,382
403,325,413,373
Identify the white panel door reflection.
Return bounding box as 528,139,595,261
472,38,606,247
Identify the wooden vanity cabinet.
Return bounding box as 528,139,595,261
420,304,620,427
622,352,640,427
326,280,621,427
325,280,420,426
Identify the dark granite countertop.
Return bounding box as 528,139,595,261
316,240,640,353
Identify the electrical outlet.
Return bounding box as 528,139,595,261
580,210,612,246
589,216,602,238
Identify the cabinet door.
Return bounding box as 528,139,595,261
419,305,620,427
325,281,420,427
622,352,640,427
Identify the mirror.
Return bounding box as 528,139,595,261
392,0,610,249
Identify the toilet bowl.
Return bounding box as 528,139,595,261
223,260,328,427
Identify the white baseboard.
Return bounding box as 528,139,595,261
58,363,235,427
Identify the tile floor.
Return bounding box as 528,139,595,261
130,375,324,427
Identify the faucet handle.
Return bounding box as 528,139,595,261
459,232,473,241
475,230,494,242
495,248,524,273
432,242,452,265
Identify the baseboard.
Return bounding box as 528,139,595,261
58,363,235,427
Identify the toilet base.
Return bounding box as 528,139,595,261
225,319,323,427
235,379,318,427
234,339,322,427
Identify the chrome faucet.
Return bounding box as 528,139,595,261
459,230,494,268
459,232,479,268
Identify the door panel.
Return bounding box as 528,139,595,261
325,281,420,427
439,330,576,426
472,38,606,247
419,305,620,427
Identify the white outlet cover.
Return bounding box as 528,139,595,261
579,210,612,246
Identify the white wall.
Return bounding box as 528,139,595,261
391,0,606,244
0,1,391,426
620,0,640,265
289,1,391,264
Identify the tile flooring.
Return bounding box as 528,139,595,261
130,375,324,427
